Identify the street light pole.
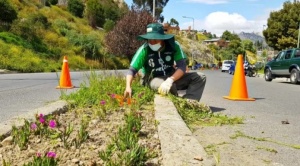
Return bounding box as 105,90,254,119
297,22,300,48
182,16,194,30
262,25,266,50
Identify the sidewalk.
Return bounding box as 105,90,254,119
0,96,214,166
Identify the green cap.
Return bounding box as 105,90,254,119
138,23,174,40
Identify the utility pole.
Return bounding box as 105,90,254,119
153,0,155,19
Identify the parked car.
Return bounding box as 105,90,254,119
264,48,300,84
210,63,217,68
221,60,234,72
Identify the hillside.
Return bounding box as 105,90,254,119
0,0,129,73
238,32,267,46
0,0,216,73
176,35,214,65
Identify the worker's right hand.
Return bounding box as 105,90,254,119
158,77,174,95
124,87,132,99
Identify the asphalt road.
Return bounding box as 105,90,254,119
0,70,127,122
198,69,300,166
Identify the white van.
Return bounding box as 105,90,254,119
221,60,234,72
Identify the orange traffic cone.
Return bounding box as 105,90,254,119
223,54,255,101
56,56,74,89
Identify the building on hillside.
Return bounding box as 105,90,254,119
203,38,230,47
179,26,198,39
163,23,180,35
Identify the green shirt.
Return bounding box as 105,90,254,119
130,41,186,77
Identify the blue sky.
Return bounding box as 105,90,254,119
124,0,288,37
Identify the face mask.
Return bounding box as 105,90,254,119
149,43,161,51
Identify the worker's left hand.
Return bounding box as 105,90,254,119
158,77,174,95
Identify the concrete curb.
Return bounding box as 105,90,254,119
154,95,214,166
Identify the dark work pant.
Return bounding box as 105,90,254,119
141,71,206,101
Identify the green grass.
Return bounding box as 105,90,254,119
231,131,300,149
170,96,244,130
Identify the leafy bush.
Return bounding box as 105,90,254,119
103,19,115,32
0,32,32,49
67,0,85,18
10,12,52,54
66,30,102,59
52,19,72,36
67,55,90,70
112,56,130,69
0,0,17,23
46,0,58,6
105,7,153,60
85,0,105,28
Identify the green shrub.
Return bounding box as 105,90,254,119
0,32,32,49
11,12,49,40
103,19,115,32
67,0,85,18
66,30,102,59
46,0,58,6
85,0,105,28
52,19,72,36
0,0,17,23
112,56,130,69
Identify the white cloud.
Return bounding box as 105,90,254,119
178,2,284,37
184,0,229,5
196,12,267,37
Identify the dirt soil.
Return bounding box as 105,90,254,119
0,106,162,166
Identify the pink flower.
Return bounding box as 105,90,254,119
39,114,45,124
47,151,56,158
30,123,37,130
111,94,116,98
39,117,45,124
100,100,106,105
49,120,56,128
36,152,41,157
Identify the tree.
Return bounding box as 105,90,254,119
228,40,244,56
46,0,58,6
263,1,300,50
170,18,179,26
68,0,85,18
101,0,126,22
105,7,153,60
85,0,105,28
242,39,256,53
132,0,169,22
221,30,241,41
0,0,17,23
